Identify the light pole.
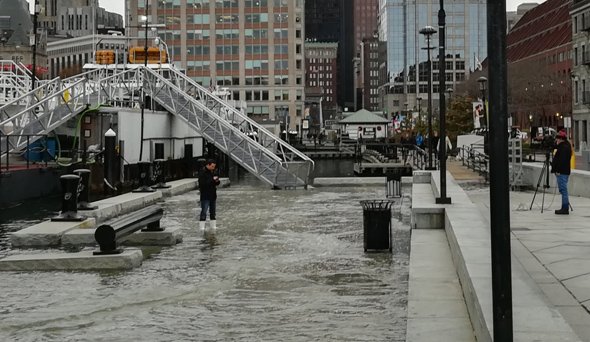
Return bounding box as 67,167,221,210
478,76,488,128
420,26,437,170
139,8,149,162
31,0,40,91
435,0,451,204
487,0,513,338
154,37,170,64
417,97,422,124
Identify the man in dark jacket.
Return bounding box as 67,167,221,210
198,159,221,230
551,130,572,215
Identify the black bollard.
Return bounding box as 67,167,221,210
52,174,86,221
132,161,155,192
103,128,117,194
74,169,98,210
152,159,171,189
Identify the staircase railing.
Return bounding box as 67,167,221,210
142,67,312,187
158,68,314,167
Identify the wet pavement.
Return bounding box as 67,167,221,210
0,178,410,341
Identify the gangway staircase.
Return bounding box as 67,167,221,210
142,67,314,188
0,65,314,189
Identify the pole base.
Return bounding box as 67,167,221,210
435,197,452,204
93,248,123,256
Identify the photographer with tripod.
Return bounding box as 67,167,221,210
551,130,572,215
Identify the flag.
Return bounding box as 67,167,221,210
475,54,483,71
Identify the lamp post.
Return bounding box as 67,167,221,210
435,0,451,204
154,37,170,64
138,7,150,162
420,26,437,170
529,113,533,145
478,76,488,128
31,0,40,91
478,76,489,155
417,97,422,124
487,0,513,338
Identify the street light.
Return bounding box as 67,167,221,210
478,76,488,128
417,97,422,123
154,37,170,64
31,0,40,91
420,25,437,170
446,88,453,105
435,0,451,204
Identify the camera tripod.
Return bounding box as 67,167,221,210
529,152,551,213
529,151,573,213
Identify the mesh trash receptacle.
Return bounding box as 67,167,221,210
360,200,394,252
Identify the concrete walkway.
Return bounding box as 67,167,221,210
467,188,590,341
407,162,590,342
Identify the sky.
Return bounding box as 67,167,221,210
30,0,540,20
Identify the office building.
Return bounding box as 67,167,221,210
305,0,354,109
38,0,123,37
506,3,538,33
378,0,487,116
127,0,306,130
305,41,339,126
361,37,383,111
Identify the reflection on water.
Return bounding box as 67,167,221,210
0,184,410,341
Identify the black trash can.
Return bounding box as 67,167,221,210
360,200,394,252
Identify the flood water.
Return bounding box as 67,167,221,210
0,161,410,341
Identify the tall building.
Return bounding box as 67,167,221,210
378,0,487,117
305,0,354,109
128,0,306,130
506,0,571,157
0,0,48,76
361,37,382,111
353,0,379,55
305,41,339,126
38,0,123,37
571,0,589,158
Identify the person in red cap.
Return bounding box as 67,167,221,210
551,130,572,214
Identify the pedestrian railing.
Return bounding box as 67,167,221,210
459,144,489,180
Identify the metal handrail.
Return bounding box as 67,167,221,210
162,67,314,167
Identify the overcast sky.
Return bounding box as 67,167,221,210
31,0,541,21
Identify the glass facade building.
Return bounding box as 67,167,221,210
378,0,487,114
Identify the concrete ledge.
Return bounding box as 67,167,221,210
401,176,413,196
413,171,433,184
0,248,143,271
10,218,96,248
522,163,590,198
411,181,444,229
420,171,582,342
123,226,183,246
313,177,386,186
62,226,184,247
84,191,163,223
158,178,198,197
407,229,475,342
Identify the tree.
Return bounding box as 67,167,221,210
446,95,475,142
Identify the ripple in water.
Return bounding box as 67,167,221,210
0,184,409,341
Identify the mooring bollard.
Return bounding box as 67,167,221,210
73,169,98,210
93,205,164,255
152,159,171,189
132,161,155,192
103,128,117,193
52,174,86,221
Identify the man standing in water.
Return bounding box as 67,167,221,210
199,159,221,230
